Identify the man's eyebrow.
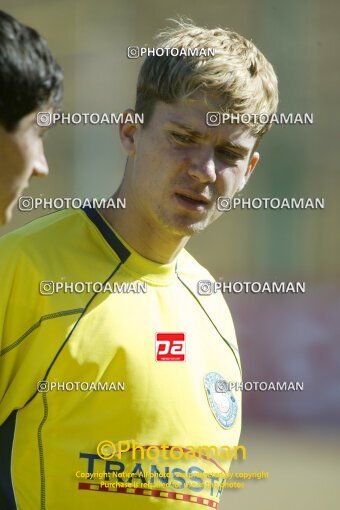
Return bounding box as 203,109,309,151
166,121,204,137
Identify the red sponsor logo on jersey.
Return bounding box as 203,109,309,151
155,333,185,361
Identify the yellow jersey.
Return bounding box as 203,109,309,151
0,206,241,509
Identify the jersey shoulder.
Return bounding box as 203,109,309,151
0,209,86,251
0,208,116,266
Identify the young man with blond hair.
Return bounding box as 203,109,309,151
0,10,63,225
0,19,278,509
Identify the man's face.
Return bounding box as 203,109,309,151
121,97,259,238
0,108,51,224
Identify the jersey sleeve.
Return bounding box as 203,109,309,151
0,232,43,423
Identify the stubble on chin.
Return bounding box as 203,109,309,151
159,210,215,237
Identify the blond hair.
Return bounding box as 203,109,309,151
135,19,278,137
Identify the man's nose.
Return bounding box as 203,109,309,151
187,148,216,184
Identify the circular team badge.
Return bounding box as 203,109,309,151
204,372,238,429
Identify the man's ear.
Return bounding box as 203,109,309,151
237,151,260,192
246,151,260,178
118,109,139,156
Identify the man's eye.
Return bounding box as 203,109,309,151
171,132,195,144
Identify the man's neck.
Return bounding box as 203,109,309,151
99,193,189,264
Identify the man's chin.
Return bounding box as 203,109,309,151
165,218,211,237
154,209,215,237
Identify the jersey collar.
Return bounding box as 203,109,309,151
82,205,177,285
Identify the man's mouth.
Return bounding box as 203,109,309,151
174,191,211,210
175,191,210,205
